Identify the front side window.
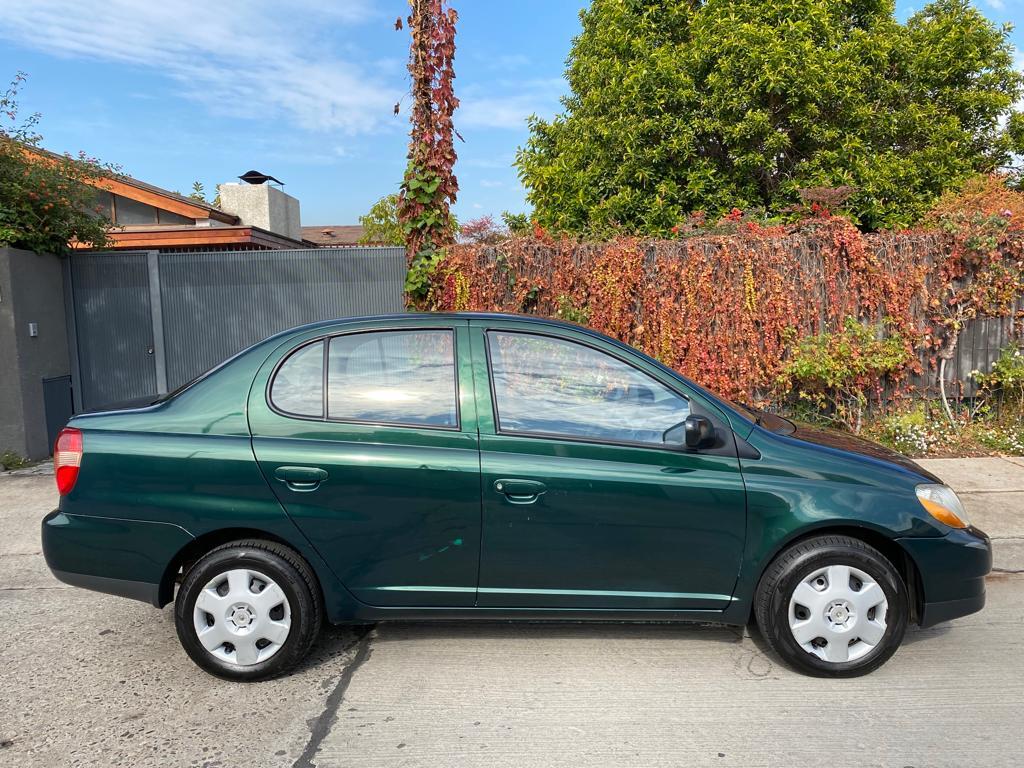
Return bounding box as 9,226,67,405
487,331,690,446
270,341,324,417
328,330,458,428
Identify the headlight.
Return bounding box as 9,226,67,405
916,484,970,529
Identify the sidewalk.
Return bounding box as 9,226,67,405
919,457,1024,572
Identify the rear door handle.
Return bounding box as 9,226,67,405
274,466,328,492
494,478,546,504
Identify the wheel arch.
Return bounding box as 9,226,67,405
749,524,924,625
157,527,325,609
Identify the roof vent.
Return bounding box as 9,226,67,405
238,170,284,187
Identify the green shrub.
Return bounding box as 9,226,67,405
975,343,1024,405
975,423,1024,455
0,450,29,471
780,318,912,433
0,73,113,254
870,407,959,456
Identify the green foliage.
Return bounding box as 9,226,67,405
864,403,1024,457
358,194,405,245
555,294,590,325
872,406,954,455
186,181,220,209
404,243,444,299
0,73,113,254
517,0,1024,235
975,423,1024,454
975,343,1024,404
397,1,460,304
502,211,531,236
0,450,29,471
780,318,912,432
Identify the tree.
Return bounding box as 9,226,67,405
359,193,457,245
458,215,507,245
516,0,1024,235
396,0,460,300
0,73,113,254
358,194,405,245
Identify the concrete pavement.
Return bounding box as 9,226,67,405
0,458,1021,768
919,457,1024,572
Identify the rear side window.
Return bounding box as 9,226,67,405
487,331,689,446
270,341,324,417
327,330,458,428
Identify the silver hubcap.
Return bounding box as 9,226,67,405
192,568,292,666
788,564,888,664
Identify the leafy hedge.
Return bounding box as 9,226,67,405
427,216,1024,415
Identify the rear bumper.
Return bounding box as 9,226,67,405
42,510,193,608
898,526,992,629
49,569,161,606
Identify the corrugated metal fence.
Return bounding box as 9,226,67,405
67,247,406,412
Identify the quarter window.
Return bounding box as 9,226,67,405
327,330,458,428
270,341,324,417
487,331,690,446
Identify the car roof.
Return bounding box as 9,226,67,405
286,312,596,337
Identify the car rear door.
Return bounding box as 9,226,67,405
470,320,747,612
248,319,481,607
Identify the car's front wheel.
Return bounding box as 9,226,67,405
174,540,322,681
754,535,908,677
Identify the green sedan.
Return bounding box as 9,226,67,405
42,313,991,680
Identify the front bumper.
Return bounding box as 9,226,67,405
898,526,992,628
42,510,193,608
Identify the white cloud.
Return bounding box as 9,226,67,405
984,0,1006,10
0,0,400,134
479,179,504,188
459,78,566,130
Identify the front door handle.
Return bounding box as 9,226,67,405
274,466,328,492
494,478,546,504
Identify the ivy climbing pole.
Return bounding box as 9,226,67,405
396,0,460,304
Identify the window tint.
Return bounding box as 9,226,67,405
270,341,324,417
487,332,690,446
328,330,457,428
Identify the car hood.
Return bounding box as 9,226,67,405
783,421,941,483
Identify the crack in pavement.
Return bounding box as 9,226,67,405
293,626,375,768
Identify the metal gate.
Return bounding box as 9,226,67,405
67,247,406,412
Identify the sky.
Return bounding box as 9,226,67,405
0,1,1020,226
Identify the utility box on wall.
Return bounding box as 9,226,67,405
0,247,72,461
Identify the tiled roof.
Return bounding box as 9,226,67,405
301,225,369,246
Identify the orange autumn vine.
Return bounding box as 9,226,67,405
427,214,1023,408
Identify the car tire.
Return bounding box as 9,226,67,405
174,540,322,682
754,535,908,677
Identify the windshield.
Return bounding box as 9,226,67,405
714,396,795,435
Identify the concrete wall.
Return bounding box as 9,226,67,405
0,249,25,458
0,248,71,460
217,183,302,242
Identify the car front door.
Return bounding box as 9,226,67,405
248,319,481,607
471,321,747,612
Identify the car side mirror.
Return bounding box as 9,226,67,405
664,414,716,450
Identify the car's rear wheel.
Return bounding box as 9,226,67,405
754,535,908,677
174,540,322,681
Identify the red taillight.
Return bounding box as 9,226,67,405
54,427,83,496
